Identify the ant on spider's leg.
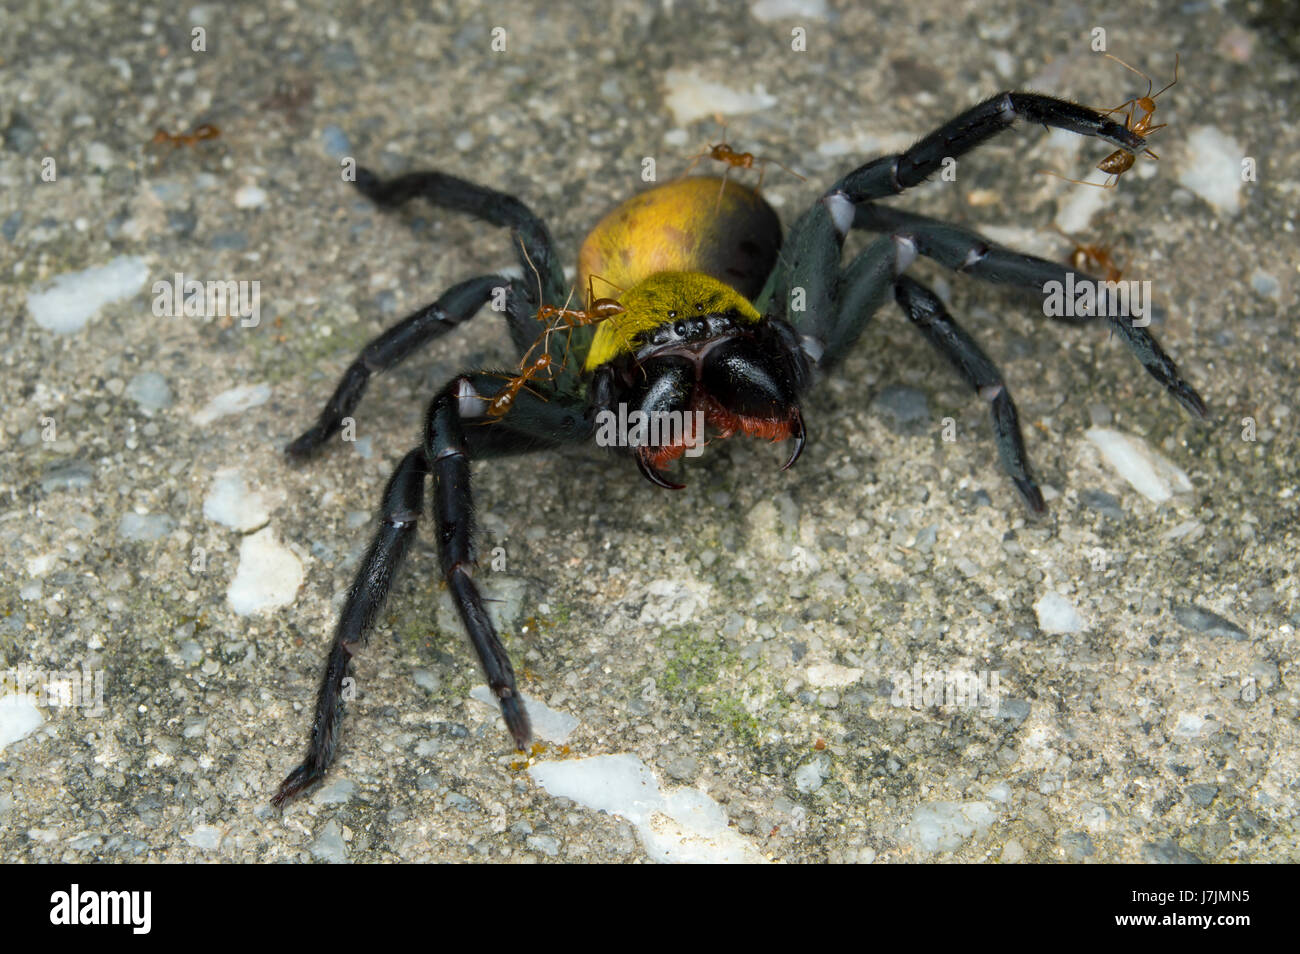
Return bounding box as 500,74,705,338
483,350,556,420
150,123,221,148
1043,53,1179,189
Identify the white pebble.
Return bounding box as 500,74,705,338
226,527,303,615
662,68,777,126
1177,126,1245,215
183,825,222,850
233,184,267,209
192,383,272,425
805,661,863,688
530,754,764,863
468,686,578,743
906,800,997,853
1085,427,1192,504
203,468,271,532
1034,592,1087,634
0,694,44,753
750,0,829,22
27,256,149,334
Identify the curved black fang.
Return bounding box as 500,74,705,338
637,453,686,490
782,410,806,472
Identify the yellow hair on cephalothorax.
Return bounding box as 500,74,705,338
582,271,760,371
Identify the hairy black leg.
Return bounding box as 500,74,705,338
829,93,1146,201
851,205,1207,418
273,448,429,806
425,380,530,748
353,167,566,308
286,275,508,459
894,276,1045,513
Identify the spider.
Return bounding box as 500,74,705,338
272,90,1206,806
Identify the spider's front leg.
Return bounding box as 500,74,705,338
830,92,1147,201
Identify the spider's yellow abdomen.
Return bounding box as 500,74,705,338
576,176,781,371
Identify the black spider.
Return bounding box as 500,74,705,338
272,91,1205,805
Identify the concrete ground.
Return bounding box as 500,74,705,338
1,0,1296,862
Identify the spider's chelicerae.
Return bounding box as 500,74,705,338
273,90,1206,805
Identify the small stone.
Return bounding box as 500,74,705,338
1034,592,1087,634
0,694,45,753
234,184,267,209
871,386,930,434
666,755,698,781
1079,489,1124,521
1173,604,1248,641
183,825,222,850
525,834,561,857
320,125,351,159
1185,783,1219,807
125,372,173,412
40,460,95,493
310,820,348,863
1142,838,1203,864
794,755,829,793
312,779,356,805
118,512,176,542
226,527,304,615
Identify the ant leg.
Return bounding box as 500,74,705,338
894,276,1045,513
353,166,566,309
273,447,429,805
828,92,1148,201
851,205,1207,418
286,274,505,459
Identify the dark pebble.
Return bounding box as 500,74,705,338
40,459,95,492
1141,838,1203,863
209,230,248,251
4,113,38,153
1172,604,1249,641
1080,489,1125,521
871,386,930,434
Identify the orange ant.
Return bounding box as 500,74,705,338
150,123,220,148
680,118,805,208
484,350,556,420
1051,226,1123,282
1043,53,1179,189
536,273,627,330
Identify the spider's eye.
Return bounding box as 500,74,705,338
667,310,676,318
695,302,704,311
673,321,686,336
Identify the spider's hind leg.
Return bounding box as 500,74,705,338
852,205,1207,419
273,447,429,806
893,276,1045,513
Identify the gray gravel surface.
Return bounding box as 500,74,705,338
1,0,1297,862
